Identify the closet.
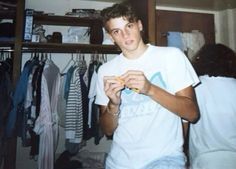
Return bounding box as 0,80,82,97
1,0,156,169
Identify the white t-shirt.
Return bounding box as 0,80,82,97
95,44,199,169
189,75,236,169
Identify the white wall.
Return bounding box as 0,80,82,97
25,0,113,14
216,9,236,51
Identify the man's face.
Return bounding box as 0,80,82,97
106,17,143,53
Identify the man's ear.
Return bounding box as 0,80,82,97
138,20,143,31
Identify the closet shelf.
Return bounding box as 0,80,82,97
0,41,15,47
22,42,121,54
33,14,102,26
0,10,15,19
25,15,120,54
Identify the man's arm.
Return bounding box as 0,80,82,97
121,70,200,123
147,84,199,122
98,76,124,136
99,102,119,136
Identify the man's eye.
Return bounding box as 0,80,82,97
127,23,134,28
112,30,119,35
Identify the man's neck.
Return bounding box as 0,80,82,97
123,42,148,60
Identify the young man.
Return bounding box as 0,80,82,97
95,2,200,169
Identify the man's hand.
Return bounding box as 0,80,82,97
120,70,152,95
103,76,125,106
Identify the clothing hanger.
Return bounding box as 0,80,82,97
61,53,76,74
75,50,82,67
0,50,11,61
80,53,87,71
82,53,87,66
102,54,107,63
95,52,103,72
49,53,52,60
0,51,3,61
32,52,39,61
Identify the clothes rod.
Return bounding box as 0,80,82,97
21,48,120,54
0,49,14,52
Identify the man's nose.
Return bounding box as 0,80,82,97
122,29,130,38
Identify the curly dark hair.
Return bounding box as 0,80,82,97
192,43,236,78
100,1,140,32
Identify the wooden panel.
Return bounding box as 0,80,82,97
129,0,156,44
129,0,148,43
156,10,215,46
147,0,156,44
4,0,25,169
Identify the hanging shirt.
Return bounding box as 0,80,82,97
6,60,35,137
33,59,60,169
65,66,83,143
167,31,185,51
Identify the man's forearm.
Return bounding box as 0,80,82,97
147,84,199,122
99,102,120,136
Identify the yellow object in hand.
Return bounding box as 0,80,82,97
131,88,140,93
115,76,139,93
115,76,125,85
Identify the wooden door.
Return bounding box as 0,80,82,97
156,10,215,46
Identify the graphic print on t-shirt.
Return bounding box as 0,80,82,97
120,72,166,118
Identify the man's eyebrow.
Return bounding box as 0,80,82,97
109,21,132,33
109,28,118,33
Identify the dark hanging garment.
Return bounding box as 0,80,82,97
29,62,45,157
0,57,13,166
5,59,34,137
0,60,13,131
78,63,89,141
20,58,39,147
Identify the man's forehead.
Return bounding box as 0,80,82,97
107,17,130,30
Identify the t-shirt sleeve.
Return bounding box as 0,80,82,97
95,66,109,106
166,47,199,93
